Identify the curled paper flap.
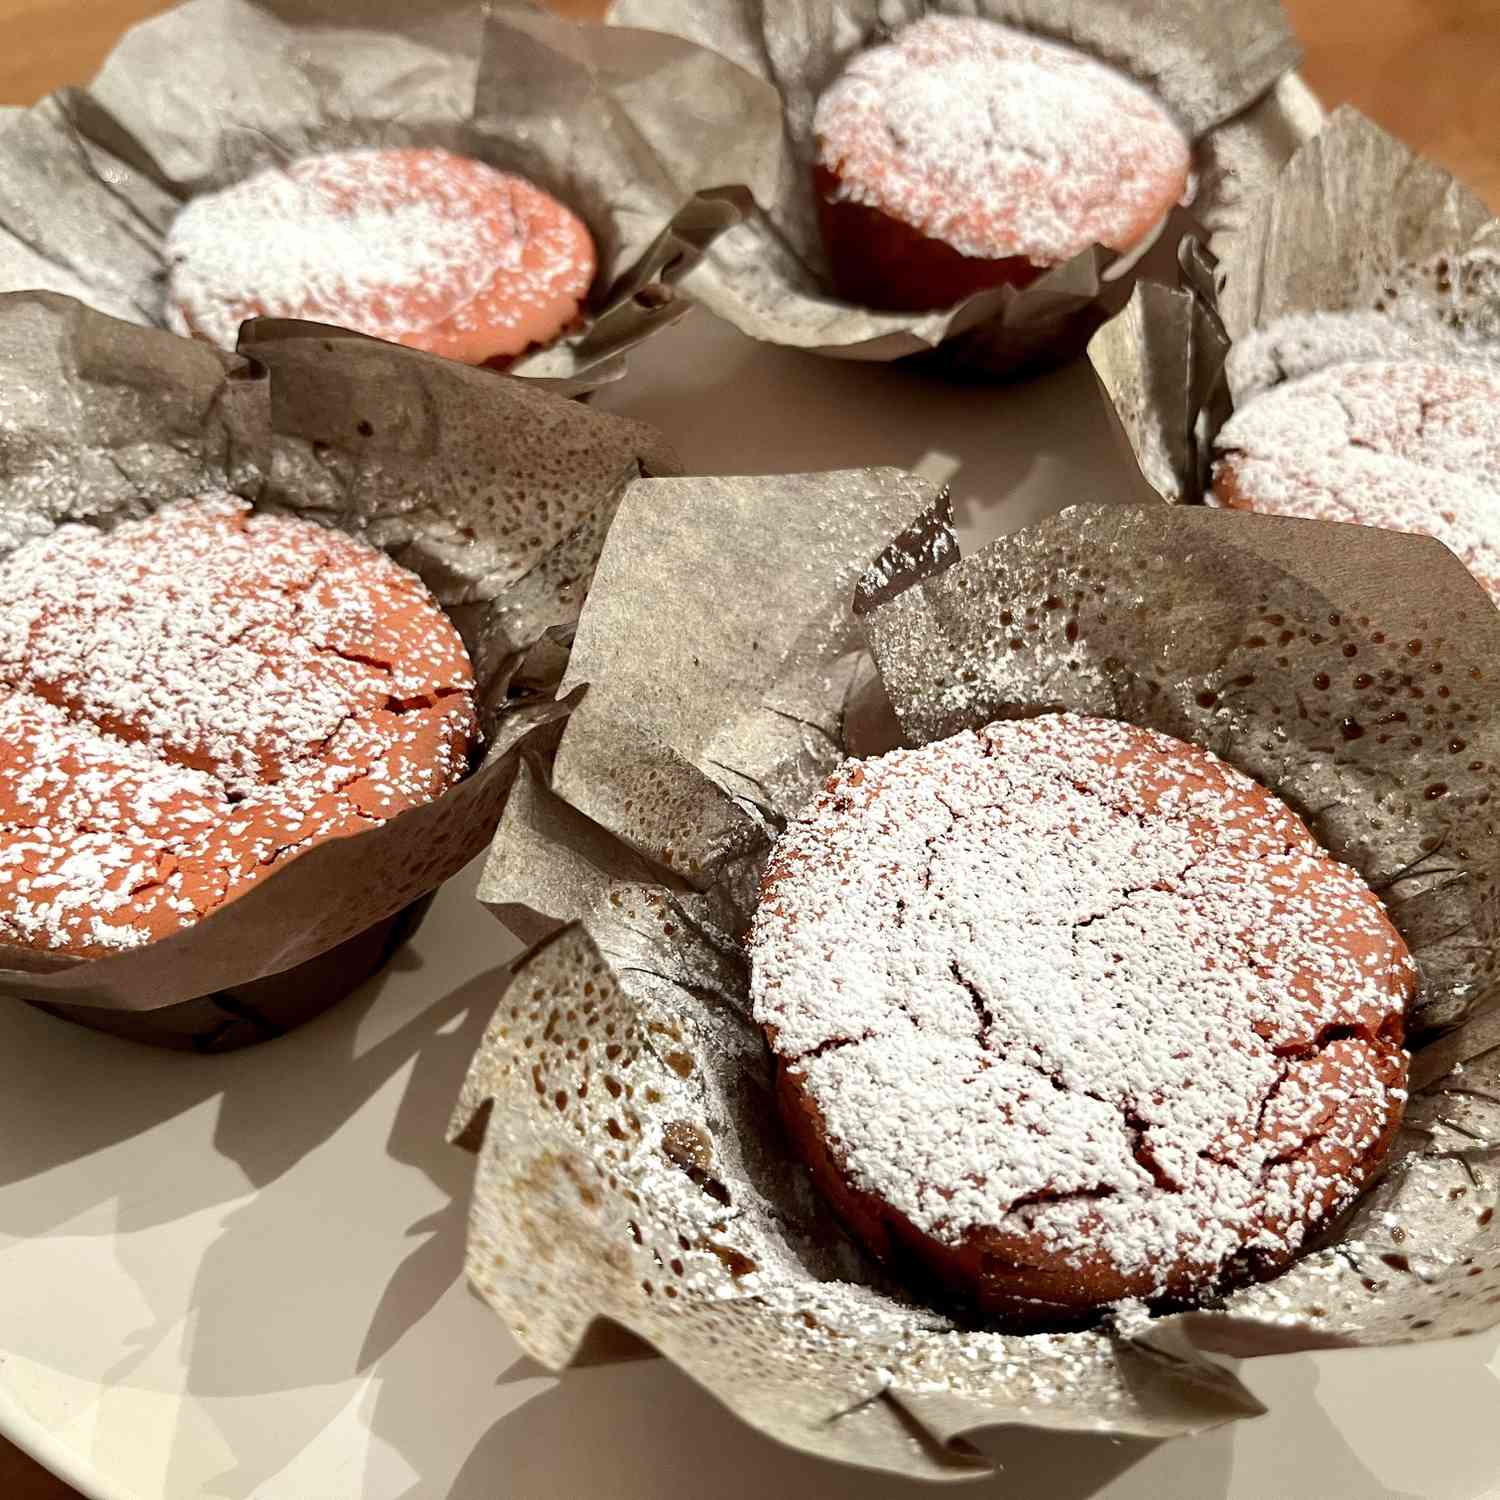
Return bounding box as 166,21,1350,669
0,0,775,394
609,0,1302,372
1190,71,1326,274
237,318,680,712
0,295,672,1010
1216,105,1500,351
550,468,947,886
865,498,1500,1354
862,501,1500,1036
1087,254,1231,505
1087,280,1203,504
0,290,267,543
1089,108,1500,504
476,752,686,950
855,489,961,615
460,483,1500,1477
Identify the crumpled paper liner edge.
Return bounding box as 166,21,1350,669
0,293,671,1013
607,0,1309,373
0,0,774,398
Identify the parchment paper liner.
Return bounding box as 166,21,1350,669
0,290,673,1047
1089,106,1500,505
0,0,782,399
606,0,1316,377
453,469,1500,1477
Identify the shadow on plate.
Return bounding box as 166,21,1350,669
0,864,516,1497
0,935,452,1236
593,316,1158,552
430,1331,1451,1500
157,932,515,1494
437,1356,1165,1500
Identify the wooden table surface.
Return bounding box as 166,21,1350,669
0,1,1496,1496
3,0,1498,206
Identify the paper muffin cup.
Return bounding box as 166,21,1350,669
1089,106,1500,506
29,898,431,1053
0,0,782,398
452,466,1500,1478
0,290,675,1050
605,0,1319,378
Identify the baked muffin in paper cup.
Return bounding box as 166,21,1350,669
451,462,1500,1477
1089,105,1500,506
604,0,1319,378
0,0,781,398
0,291,675,1051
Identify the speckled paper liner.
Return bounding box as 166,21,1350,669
0,291,672,1040
0,0,781,398
452,468,1500,1477
1089,106,1500,505
235,317,680,710
606,0,1315,377
863,502,1500,1320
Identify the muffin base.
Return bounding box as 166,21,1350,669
26,895,432,1053
814,165,1045,313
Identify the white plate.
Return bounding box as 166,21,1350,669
3,312,1500,1500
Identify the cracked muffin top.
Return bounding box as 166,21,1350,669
0,495,477,958
810,14,1191,311
1213,359,1500,604
165,147,597,365
750,713,1414,1326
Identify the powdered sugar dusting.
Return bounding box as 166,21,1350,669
165,148,596,362
814,15,1191,265
0,495,477,957
1213,358,1500,602
1225,309,1500,406
751,714,1412,1310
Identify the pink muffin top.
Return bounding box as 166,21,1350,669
1213,358,1500,603
752,714,1412,1310
166,147,596,363
0,496,476,958
814,15,1191,266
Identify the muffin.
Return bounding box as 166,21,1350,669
750,713,1413,1327
811,16,1191,313
165,147,597,365
0,495,477,959
1212,358,1500,603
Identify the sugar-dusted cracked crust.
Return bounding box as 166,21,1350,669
1213,357,1500,604
751,714,1414,1326
0,495,477,958
166,147,597,364
812,15,1190,312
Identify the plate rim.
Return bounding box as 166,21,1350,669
0,1380,138,1500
